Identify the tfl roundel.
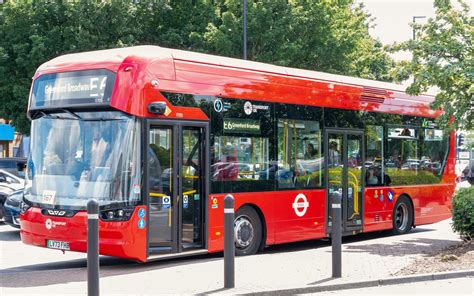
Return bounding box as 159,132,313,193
292,194,309,217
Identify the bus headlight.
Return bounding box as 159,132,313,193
100,208,134,221
20,201,31,214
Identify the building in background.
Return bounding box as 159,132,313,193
0,119,15,157
0,119,29,158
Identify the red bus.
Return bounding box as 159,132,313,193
20,46,456,262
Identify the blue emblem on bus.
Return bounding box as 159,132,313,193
388,190,395,202
138,219,146,229
138,208,146,218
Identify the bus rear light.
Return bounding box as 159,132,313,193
100,208,134,221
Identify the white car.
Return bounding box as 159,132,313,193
0,169,24,220
0,169,24,190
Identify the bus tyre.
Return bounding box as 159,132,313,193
392,196,413,234
234,206,262,256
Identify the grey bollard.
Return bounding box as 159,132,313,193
87,200,100,296
331,191,342,278
224,194,235,288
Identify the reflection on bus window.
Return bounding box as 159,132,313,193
277,119,322,189
386,127,419,185
25,112,140,208
365,125,388,186
419,129,448,179
211,136,269,182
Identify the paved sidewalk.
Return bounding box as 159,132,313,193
1,219,466,295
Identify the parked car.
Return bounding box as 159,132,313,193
461,163,474,185
3,190,22,228
0,169,24,220
0,157,27,178
0,169,24,189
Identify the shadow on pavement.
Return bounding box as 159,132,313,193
0,252,222,288
262,227,434,255
343,237,459,257
0,226,439,289
0,227,20,241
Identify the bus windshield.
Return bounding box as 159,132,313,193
24,111,141,209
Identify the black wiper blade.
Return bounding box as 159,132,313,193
62,109,82,120
36,111,75,120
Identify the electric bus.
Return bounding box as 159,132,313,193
20,46,456,262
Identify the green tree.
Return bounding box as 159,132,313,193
390,0,473,130
204,0,393,80
0,1,216,134
0,0,392,134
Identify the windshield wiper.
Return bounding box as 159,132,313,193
62,109,82,120
37,111,66,120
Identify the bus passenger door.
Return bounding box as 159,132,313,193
147,126,178,253
147,122,208,256
326,129,365,234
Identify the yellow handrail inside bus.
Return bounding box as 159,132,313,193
348,171,360,218
183,189,197,195
150,192,166,197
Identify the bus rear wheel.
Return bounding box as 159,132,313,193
392,196,413,234
234,206,262,256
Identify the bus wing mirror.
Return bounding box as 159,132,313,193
147,102,167,115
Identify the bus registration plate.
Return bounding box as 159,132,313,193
46,240,70,251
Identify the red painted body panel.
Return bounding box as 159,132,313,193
25,46,456,260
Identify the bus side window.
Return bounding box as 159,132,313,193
365,125,384,186
277,119,322,189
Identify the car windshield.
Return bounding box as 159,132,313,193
24,111,141,209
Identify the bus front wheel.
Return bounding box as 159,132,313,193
392,196,413,234
234,206,262,256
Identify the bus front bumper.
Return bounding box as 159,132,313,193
20,206,148,262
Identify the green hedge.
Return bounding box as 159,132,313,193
452,186,474,241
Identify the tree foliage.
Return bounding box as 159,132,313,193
390,0,473,130
205,0,393,80
0,0,392,134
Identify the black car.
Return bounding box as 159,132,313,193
0,183,17,220
461,162,474,185
3,190,22,228
0,157,27,178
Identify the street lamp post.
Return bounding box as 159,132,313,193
243,0,247,60
412,16,426,40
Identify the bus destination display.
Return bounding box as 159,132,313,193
31,69,115,108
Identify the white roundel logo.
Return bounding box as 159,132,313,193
292,193,309,217
214,99,223,112
244,101,253,115
45,218,52,230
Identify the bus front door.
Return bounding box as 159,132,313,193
147,122,208,255
326,129,365,234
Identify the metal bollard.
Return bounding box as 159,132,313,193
331,191,342,278
224,194,235,289
87,199,100,296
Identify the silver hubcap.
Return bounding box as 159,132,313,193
395,203,409,231
234,215,254,249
